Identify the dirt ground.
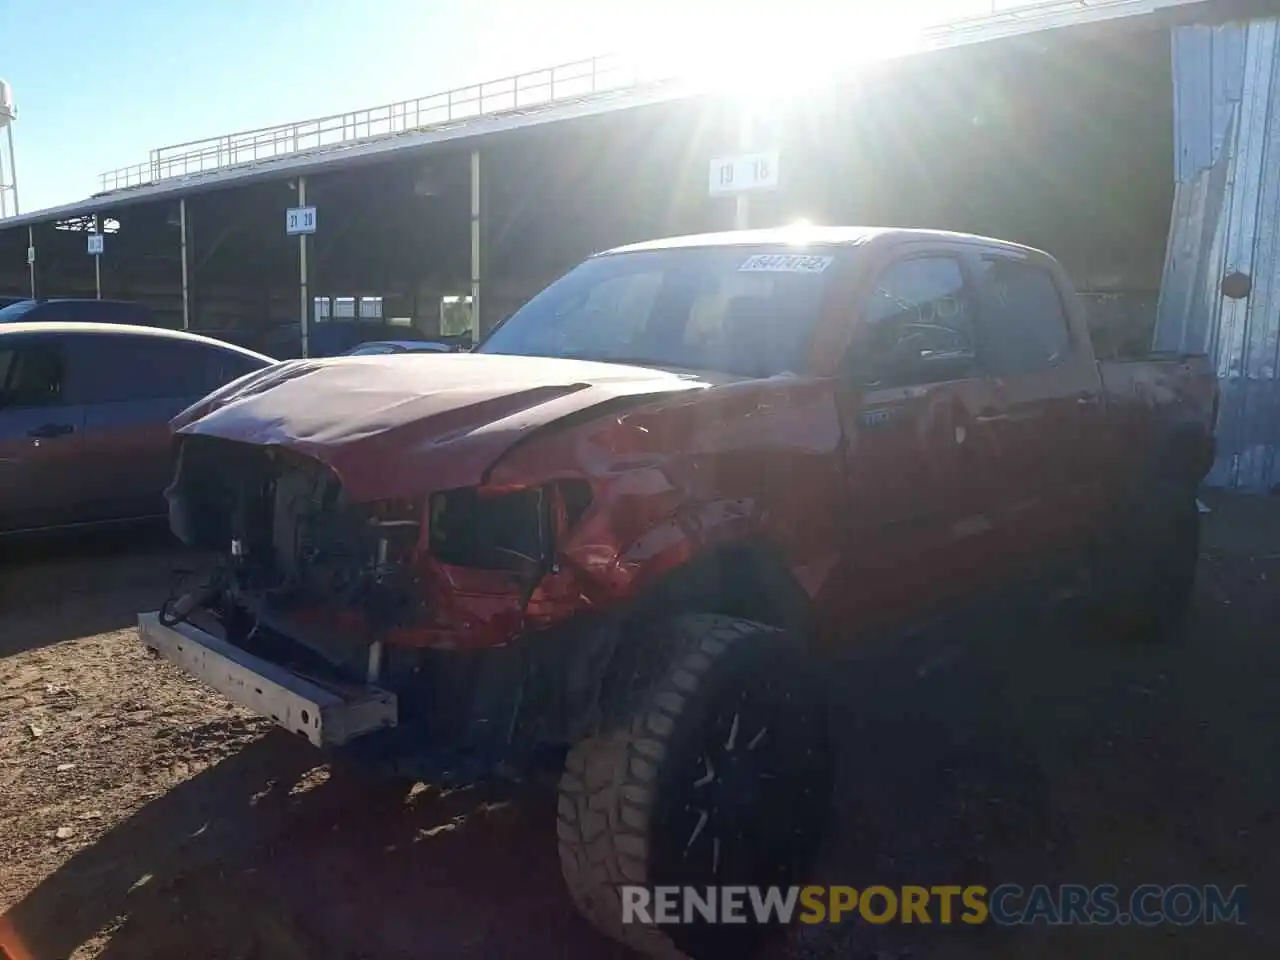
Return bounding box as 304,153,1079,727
1,495,1278,960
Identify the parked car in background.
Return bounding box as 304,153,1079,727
186,327,267,353
0,322,273,536
259,320,443,359
342,339,454,356
431,332,475,351
0,298,157,326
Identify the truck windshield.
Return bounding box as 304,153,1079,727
477,247,838,377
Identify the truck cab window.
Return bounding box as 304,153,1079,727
975,258,1071,373
849,256,975,387
0,345,64,407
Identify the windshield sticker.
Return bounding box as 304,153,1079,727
738,253,834,274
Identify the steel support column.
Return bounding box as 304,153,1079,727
179,198,190,330
93,213,101,299
735,110,753,231
470,149,481,343
299,176,310,357
26,224,34,299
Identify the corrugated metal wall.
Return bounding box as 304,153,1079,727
1157,20,1280,493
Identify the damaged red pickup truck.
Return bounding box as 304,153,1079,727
142,227,1216,957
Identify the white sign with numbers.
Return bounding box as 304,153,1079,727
285,206,317,236
87,234,104,256
708,150,780,196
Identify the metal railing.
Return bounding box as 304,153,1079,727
96,0,1194,195
97,54,666,192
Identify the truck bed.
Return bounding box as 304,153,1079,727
1098,351,1218,484
1098,351,1215,407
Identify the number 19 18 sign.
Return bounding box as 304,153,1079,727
286,206,317,236
708,150,780,197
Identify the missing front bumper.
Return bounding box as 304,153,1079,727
137,611,398,748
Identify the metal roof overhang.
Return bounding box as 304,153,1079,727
0,80,699,230
0,0,1238,233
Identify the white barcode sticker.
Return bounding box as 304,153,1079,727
739,253,833,273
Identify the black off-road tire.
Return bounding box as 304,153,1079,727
1090,488,1200,642
557,615,831,959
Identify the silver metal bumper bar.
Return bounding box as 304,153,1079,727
138,611,397,748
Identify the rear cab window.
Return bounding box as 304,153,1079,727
973,256,1072,374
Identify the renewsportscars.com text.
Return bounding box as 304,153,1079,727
621,884,1248,927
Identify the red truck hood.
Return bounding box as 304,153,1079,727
172,353,708,501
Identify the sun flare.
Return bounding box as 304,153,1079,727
613,2,932,111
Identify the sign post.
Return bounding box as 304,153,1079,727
736,110,753,229
179,198,190,330
88,215,103,299
286,187,316,357
26,224,34,299
470,149,481,345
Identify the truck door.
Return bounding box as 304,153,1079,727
834,252,1006,634
0,336,87,533
970,252,1105,565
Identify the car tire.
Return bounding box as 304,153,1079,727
557,614,831,959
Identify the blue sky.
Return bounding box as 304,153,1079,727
1,0,980,213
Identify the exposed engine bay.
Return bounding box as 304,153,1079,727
168,435,423,636
159,434,614,781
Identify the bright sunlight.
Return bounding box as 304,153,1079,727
605,0,961,109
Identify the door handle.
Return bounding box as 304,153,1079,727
28,423,74,439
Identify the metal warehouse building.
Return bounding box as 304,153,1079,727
0,0,1278,491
